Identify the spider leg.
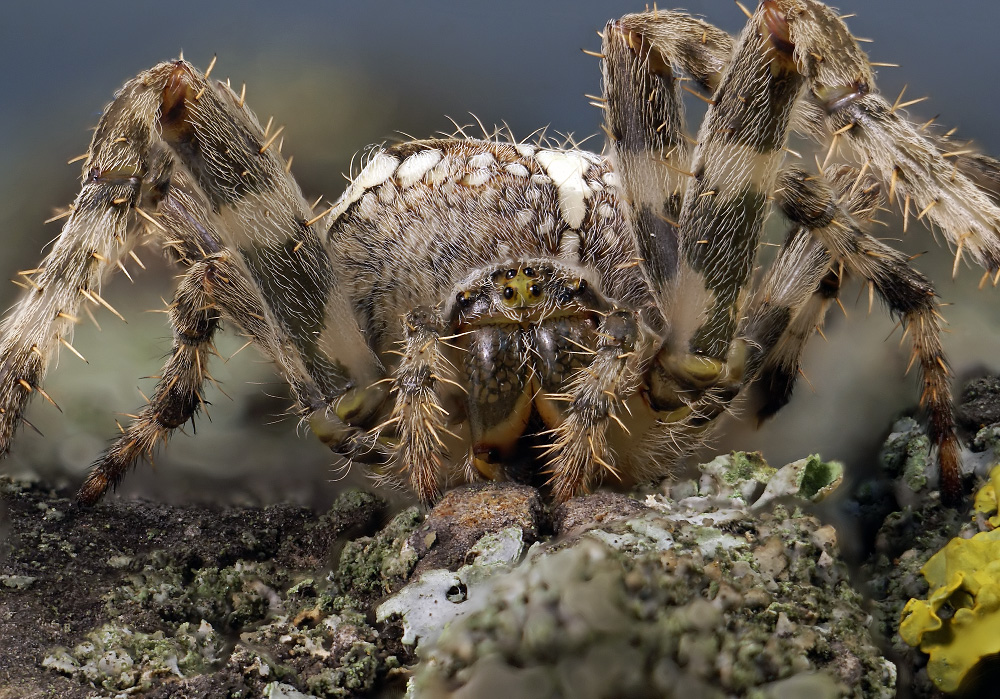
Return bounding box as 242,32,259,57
78,251,221,504
739,162,883,420
2,60,387,497
0,68,174,461
75,175,316,503
742,228,836,423
601,12,731,297
782,0,1000,272
772,165,961,501
603,4,804,416
543,310,640,503
387,307,455,504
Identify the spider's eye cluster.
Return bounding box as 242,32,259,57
499,267,545,307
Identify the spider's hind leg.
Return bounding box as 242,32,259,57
782,0,1000,273
768,165,961,501
78,252,221,504
741,226,836,423
0,69,177,461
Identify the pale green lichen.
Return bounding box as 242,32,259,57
721,451,777,486
36,492,393,697
335,506,422,600
755,455,843,508
42,620,223,692
880,418,931,493
403,456,892,699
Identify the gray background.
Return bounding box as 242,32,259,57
0,1,997,504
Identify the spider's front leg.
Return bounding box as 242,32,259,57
543,310,641,503
603,3,801,423
0,68,176,462
381,307,458,504
1,60,389,500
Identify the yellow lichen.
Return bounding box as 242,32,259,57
972,464,1000,529
899,524,1000,693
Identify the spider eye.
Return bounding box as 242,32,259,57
505,269,517,279
503,286,515,300
456,291,471,307
529,283,541,297
577,279,588,293
523,267,535,277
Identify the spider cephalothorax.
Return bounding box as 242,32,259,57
1,0,997,506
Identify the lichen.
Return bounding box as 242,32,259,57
720,451,776,486
335,506,422,601
42,620,223,692
402,455,892,698
879,417,932,494
973,463,1000,528
376,527,526,649
26,489,395,697
899,512,1000,692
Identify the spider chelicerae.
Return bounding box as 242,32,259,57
1,0,997,505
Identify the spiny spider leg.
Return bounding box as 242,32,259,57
786,0,1000,272
742,229,835,422
77,170,315,502
600,12,731,298
0,67,172,461
4,60,389,501
544,310,641,503
740,163,884,420
775,166,960,499
603,2,802,417
388,307,455,502
78,252,221,505
675,2,802,364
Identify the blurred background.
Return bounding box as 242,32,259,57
0,1,997,506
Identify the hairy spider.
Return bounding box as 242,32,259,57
1,0,997,505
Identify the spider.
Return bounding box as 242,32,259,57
0,0,997,506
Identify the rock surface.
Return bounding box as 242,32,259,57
4,378,1000,698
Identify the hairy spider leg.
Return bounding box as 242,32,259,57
741,227,836,423
787,0,1000,274
386,307,457,503
0,68,173,463
543,309,642,502
602,3,802,421
773,166,959,501
3,60,387,502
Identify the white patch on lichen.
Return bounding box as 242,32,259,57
262,682,317,699
376,527,525,649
